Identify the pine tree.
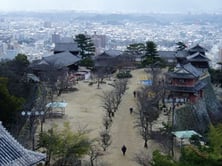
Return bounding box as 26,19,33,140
142,41,159,67
75,34,95,68
75,34,95,59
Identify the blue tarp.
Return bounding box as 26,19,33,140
141,80,152,86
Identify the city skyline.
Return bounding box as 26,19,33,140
0,0,221,13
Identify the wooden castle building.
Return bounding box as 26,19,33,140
165,44,210,103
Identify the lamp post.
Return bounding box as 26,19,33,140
21,110,45,150
171,97,176,157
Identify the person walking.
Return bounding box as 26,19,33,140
129,107,133,114
121,145,127,156
133,91,136,98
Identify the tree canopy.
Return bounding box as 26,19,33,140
126,43,145,55
0,77,24,125
176,42,187,51
74,34,95,68
0,54,36,132
150,124,222,166
142,41,165,68
38,122,91,165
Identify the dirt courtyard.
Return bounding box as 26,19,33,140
43,68,166,166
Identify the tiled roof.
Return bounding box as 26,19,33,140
194,81,207,91
167,63,203,79
188,44,208,53
43,51,81,68
54,42,80,52
100,50,122,57
175,50,189,58
166,72,196,79
0,121,46,166
158,51,176,58
187,52,210,62
183,63,203,77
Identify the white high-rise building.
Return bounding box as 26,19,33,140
91,31,106,55
52,33,61,43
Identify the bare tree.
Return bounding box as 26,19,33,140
99,130,112,151
92,67,108,89
100,78,128,120
110,79,128,101
101,91,115,120
115,79,128,95
144,67,161,86
136,84,162,148
102,114,112,130
88,144,104,166
153,122,172,155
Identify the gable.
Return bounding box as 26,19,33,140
187,52,210,61
173,63,203,78
175,68,189,74
183,63,203,77
188,44,207,53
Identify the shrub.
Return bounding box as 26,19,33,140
116,71,132,79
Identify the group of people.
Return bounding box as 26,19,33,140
121,91,137,156
129,91,137,114
120,91,138,156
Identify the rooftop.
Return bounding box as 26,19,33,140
0,121,46,166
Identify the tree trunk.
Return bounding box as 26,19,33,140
144,141,148,148
46,152,51,166
97,81,100,89
90,159,94,166
149,123,153,133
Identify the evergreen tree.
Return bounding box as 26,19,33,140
38,122,91,165
142,41,159,67
151,150,178,166
176,42,187,51
126,43,145,55
0,77,24,125
74,34,95,67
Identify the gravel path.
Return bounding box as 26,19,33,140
44,69,164,166
101,69,144,166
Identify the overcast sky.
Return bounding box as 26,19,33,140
0,0,221,13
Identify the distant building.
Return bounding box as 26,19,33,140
0,49,18,60
86,31,106,55
0,41,5,55
52,33,61,43
219,48,222,62
159,44,210,70
30,51,80,72
158,51,177,64
44,21,52,28
186,44,210,70
94,49,122,72
53,42,80,56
